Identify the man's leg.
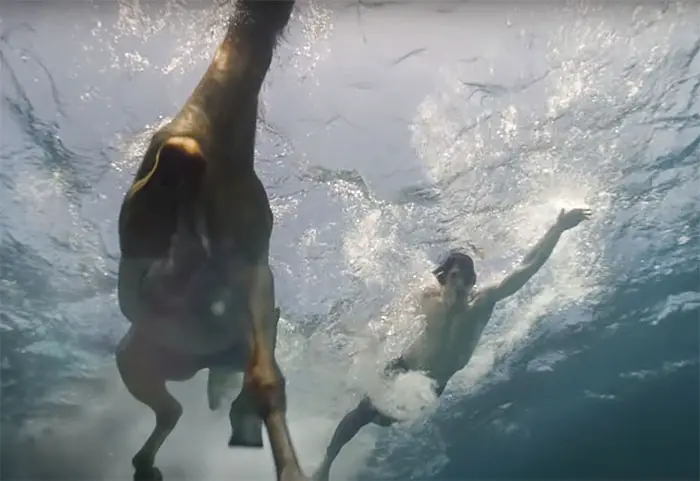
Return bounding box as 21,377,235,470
313,397,380,481
313,357,407,480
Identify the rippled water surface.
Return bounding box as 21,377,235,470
1,2,698,480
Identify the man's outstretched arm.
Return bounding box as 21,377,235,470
480,208,592,304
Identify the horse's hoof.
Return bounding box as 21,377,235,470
228,407,263,448
133,466,163,481
228,427,264,448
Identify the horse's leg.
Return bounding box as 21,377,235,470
116,330,183,481
245,268,308,481
228,306,282,448
206,364,265,446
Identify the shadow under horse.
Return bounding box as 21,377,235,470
115,1,307,480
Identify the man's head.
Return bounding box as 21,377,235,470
432,249,477,295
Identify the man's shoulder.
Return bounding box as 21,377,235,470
469,286,498,308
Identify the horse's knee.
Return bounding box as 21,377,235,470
247,367,286,418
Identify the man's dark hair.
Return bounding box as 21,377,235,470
432,249,477,286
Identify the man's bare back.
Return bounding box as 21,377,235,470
312,207,593,481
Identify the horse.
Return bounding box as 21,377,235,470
114,1,307,480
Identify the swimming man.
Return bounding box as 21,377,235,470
313,207,592,481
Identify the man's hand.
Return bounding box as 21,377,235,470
556,208,592,231
480,207,592,304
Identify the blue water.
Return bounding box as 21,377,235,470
1,2,698,480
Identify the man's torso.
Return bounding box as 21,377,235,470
401,288,495,388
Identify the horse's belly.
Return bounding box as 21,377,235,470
135,308,247,357
143,274,251,351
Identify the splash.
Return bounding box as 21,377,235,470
289,1,334,83
404,5,696,400
327,5,696,479
82,0,333,80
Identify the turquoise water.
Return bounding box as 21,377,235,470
1,2,698,480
